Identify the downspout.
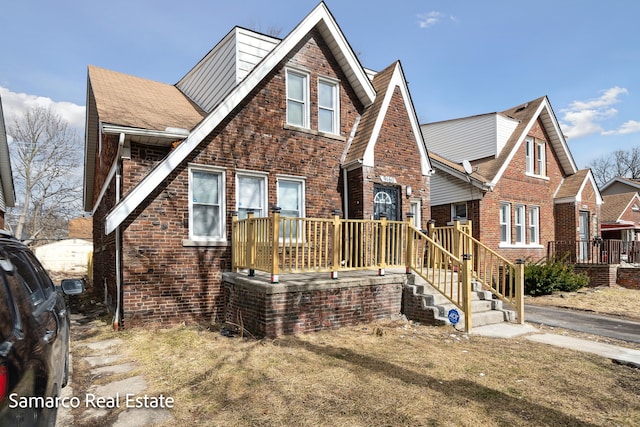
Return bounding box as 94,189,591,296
113,133,125,331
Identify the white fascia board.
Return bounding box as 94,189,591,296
542,98,578,174
105,2,373,235
362,64,433,176
584,170,604,205
432,161,492,192
490,100,546,187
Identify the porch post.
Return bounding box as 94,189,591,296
331,210,341,279
378,213,387,276
427,219,436,269
454,218,463,259
246,211,256,277
231,211,238,271
405,213,415,274
515,258,525,324
462,253,473,333
270,207,281,284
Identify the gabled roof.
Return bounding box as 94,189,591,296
601,191,640,223
343,61,432,176
0,96,15,210
102,2,377,234
601,176,640,193
87,65,206,132
554,168,603,205
426,96,578,189
428,152,492,191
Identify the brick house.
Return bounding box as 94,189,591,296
421,96,602,262
600,192,640,258
0,96,15,230
83,3,432,328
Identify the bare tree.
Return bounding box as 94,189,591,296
588,146,640,187
6,105,82,244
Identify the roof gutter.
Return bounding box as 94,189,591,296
102,124,190,140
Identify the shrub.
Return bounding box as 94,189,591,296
524,258,590,296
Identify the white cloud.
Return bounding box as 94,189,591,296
417,12,445,28
0,86,85,134
560,87,640,139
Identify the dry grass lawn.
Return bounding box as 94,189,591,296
111,318,639,427
526,285,640,321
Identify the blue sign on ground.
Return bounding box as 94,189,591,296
448,308,460,325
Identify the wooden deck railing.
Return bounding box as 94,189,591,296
231,210,524,331
548,239,640,264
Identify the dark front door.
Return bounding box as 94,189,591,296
374,184,400,220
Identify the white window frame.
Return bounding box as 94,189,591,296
536,141,546,176
451,202,468,221
525,137,534,174
286,69,310,128
500,202,511,244
318,77,339,134
188,165,226,242
277,176,306,240
515,204,526,244
236,171,268,220
529,206,540,244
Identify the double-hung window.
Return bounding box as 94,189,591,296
500,202,511,244
525,138,535,174
286,69,309,128
515,205,526,244
236,172,267,220
318,78,339,134
536,142,546,176
529,206,540,244
189,166,225,241
277,177,305,239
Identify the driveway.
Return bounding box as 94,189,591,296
525,304,640,344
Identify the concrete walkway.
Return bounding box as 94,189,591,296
56,307,174,427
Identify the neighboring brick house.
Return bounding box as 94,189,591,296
421,96,602,262
600,191,640,245
0,96,16,230
83,3,432,328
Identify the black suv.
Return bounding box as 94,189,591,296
0,232,75,426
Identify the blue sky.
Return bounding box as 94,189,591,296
1,0,639,169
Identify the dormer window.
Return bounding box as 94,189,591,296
525,137,546,177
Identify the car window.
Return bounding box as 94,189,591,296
7,251,46,308
23,252,55,298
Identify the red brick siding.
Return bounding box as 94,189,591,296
224,275,404,338
477,119,566,261
617,267,640,289
108,30,432,327
573,264,617,287
358,87,431,227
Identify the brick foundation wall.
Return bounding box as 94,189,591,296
573,264,617,287
617,267,640,289
223,272,405,338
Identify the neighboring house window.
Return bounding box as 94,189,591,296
410,200,421,228
277,177,305,239
236,172,267,220
318,78,339,134
286,69,309,128
189,166,225,241
451,202,467,221
525,136,546,176
529,206,540,244
515,205,525,244
536,142,546,176
525,138,534,174
500,203,511,244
